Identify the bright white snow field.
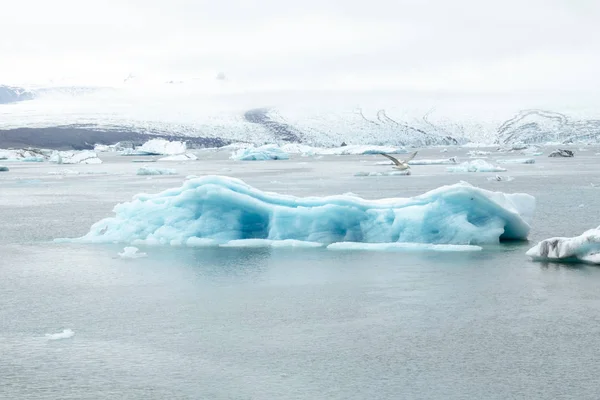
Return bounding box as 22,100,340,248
62,175,535,247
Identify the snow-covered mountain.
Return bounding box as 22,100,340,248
0,85,35,104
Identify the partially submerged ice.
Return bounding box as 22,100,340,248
230,145,290,161
0,165,8,171
63,176,535,247
526,227,600,264
136,166,177,175
447,159,507,173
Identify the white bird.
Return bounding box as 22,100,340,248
379,151,418,170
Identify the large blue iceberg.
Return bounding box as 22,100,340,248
64,176,535,246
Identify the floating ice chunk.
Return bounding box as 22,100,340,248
136,166,177,175
131,159,156,163
0,148,47,162
118,246,147,259
354,170,411,176
548,149,574,157
62,176,535,246
158,153,198,161
496,158,535,164
440,148,448,153
376,157,457,166
50,150,102,164
230,145,289,161
48,169,80,175
0,165,8,171
526,227,600,264
467,150,491,156
487,175,515,182
327,242,482,252
122,139,186,156
447,160,507,173
45,329,75,340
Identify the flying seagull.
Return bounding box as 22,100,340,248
379,151,418,170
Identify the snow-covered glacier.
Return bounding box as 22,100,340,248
61,176,535,246
526,227,600,265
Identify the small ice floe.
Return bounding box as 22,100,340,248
121,139,187,156
136,166,177,175
48,169,80,175
487,175,515,182
440,148,448,153
548,149,574,158
158,153,198,161
526,226,600,264
131,159,157,163
496,158,535,164
377,157,457,166
118,246,147,259
45,329,75,340
355,170,411,176
0,165,8,171
467,150,491,156
447,160,506,173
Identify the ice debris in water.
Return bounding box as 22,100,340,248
496,158,535,164
354,170,411,176
487,175,515,182
375,157,457,166
230,145,290,161
118,246,147,259
45,329,75,340
61,175,535,247
121,139,187,156
158,153,198,161
526,227,600,264
0,165,8,171
447,159,507,173
136,166,177,175
548,149,574,158
50,150,102,164
280,143,407,156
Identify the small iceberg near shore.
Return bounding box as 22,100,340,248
59,175,535,247
526,227,600,264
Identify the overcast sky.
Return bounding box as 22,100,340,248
2,0,599,92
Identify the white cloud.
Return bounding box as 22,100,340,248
1,0,599,93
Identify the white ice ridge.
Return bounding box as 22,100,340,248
60,176,535,246
121,139,186,156
447,159,507,173
45,329,75,340
526,227,600,264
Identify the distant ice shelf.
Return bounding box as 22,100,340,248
58,175,535,247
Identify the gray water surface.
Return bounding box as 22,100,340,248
2,147,600,399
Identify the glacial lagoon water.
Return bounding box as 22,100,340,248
2,147,600,399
